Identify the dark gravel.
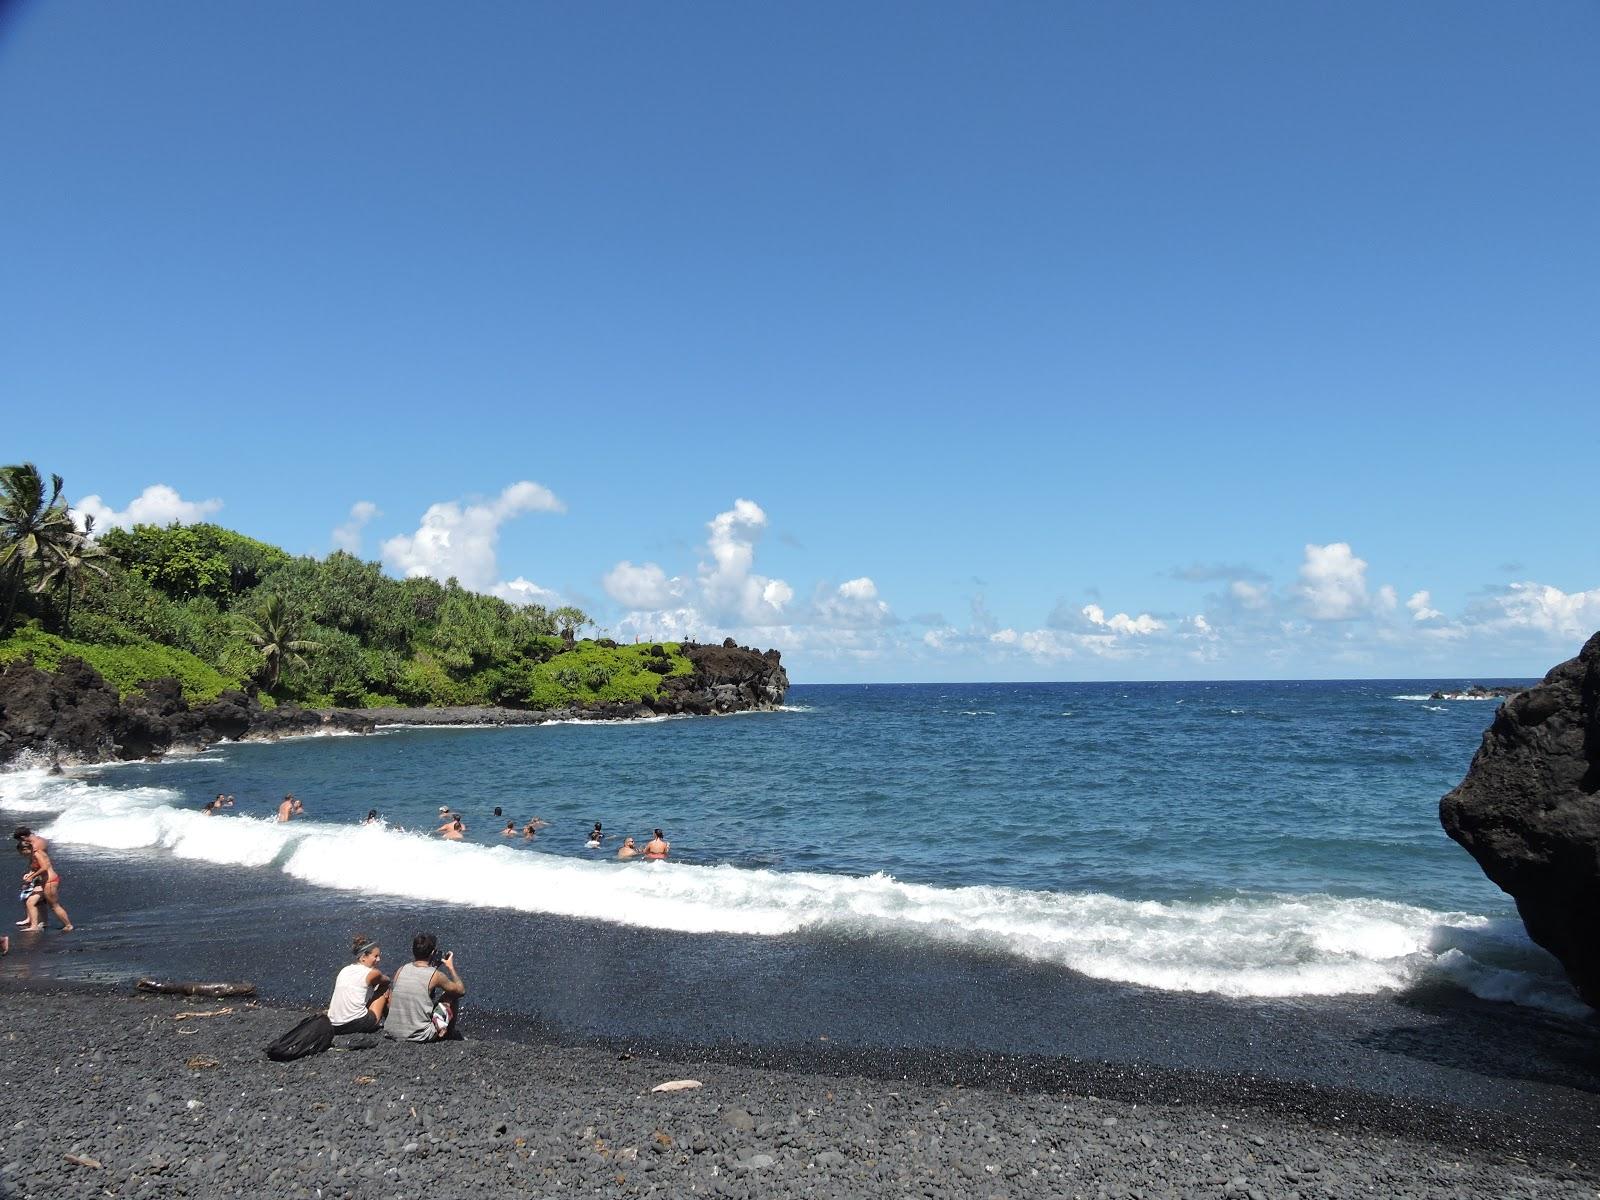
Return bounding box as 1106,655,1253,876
2,987,1596,1199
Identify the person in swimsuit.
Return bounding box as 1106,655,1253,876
15,831,71,931
616,836,638,860
501,820,517,838
438,817,464,841
327,934,391,1034
363,809,380,825
276,794,304,822
202,794,234,815
521,820,541,840
642,829,670,860
585,822,604,848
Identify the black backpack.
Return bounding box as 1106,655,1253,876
264,1013,335,1062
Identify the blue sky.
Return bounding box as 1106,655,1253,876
3,2,1596,682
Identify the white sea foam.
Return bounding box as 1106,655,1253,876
1,766,1583,1014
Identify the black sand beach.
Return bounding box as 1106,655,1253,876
4,848,1600,1196
4,983,1598,1200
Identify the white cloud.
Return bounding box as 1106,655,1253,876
1374,584,1398,612
74,484,223,533
380,481,564,592
491,577,561,607
815,576,895,628
1082,603,1165,636
604,561,683,609
332,500,380,555
1296,542,1369,620
699,498,793,624
1407,590,1442,621
1488,582,1600,639
1229,580,1271,610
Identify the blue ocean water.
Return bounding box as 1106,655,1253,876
2,679,1577,1013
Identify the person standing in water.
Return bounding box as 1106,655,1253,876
643,829,670,860
616,836,639,860
276,795,304,822
585,822,604,848
15,830,71,931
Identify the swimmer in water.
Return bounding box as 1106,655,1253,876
616,836,638,860
439,817,464,841
363,809,380,825
501,820,516,838
276,795,304,822
642,828,670,860
585,822,603,849
522,820,542,840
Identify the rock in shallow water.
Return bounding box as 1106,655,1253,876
1441,629,1600,1008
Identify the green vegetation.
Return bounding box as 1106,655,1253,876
0,463,695,709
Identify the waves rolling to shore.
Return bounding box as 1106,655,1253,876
0,759,1583,1017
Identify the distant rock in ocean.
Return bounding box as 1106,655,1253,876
1428,684,1525,701
1441,632,1600,1008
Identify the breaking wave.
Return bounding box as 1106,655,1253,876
0,765,1581,1015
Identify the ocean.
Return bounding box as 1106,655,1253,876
1,678,1579,1029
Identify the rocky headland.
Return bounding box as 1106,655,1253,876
0,639,788,768
1440,630,1600,1008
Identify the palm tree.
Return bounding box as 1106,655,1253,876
233,594,321,694
32,515,112,637
0,463,78,634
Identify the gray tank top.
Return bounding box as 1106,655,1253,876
388,961,439,1041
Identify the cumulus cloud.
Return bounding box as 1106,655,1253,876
332,500,381,555
1229,580,1271,610
699,498,793,624
1295,542,1369,620
815,577,895,628
604,561,684,610
74,484,223,533
491,577,562,607
1407,590,1442,621
381,481,564,592
1081,603,1166,636
1486,582,1600,639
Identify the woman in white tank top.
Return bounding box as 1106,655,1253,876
326,935,391,1034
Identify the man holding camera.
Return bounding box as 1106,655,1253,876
387,932,466,1041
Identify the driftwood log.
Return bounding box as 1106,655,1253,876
135,978,256,998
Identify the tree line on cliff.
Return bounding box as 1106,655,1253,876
0,462,696,710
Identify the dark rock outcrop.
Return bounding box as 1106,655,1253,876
1429,685,1525,701
0,656,375,767
0,641,789,766
655,642,788,716
1440,631,1600,1008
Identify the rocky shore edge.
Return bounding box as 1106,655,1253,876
0,639,788,768
5,983,1594,1200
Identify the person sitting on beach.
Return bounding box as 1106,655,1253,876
585,822,604,849
501,820,516,838
616,836,638,860
438,816,464,841
643,829,671,860
15,830,71,932
327,934,391,1034
386,933,465,1042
